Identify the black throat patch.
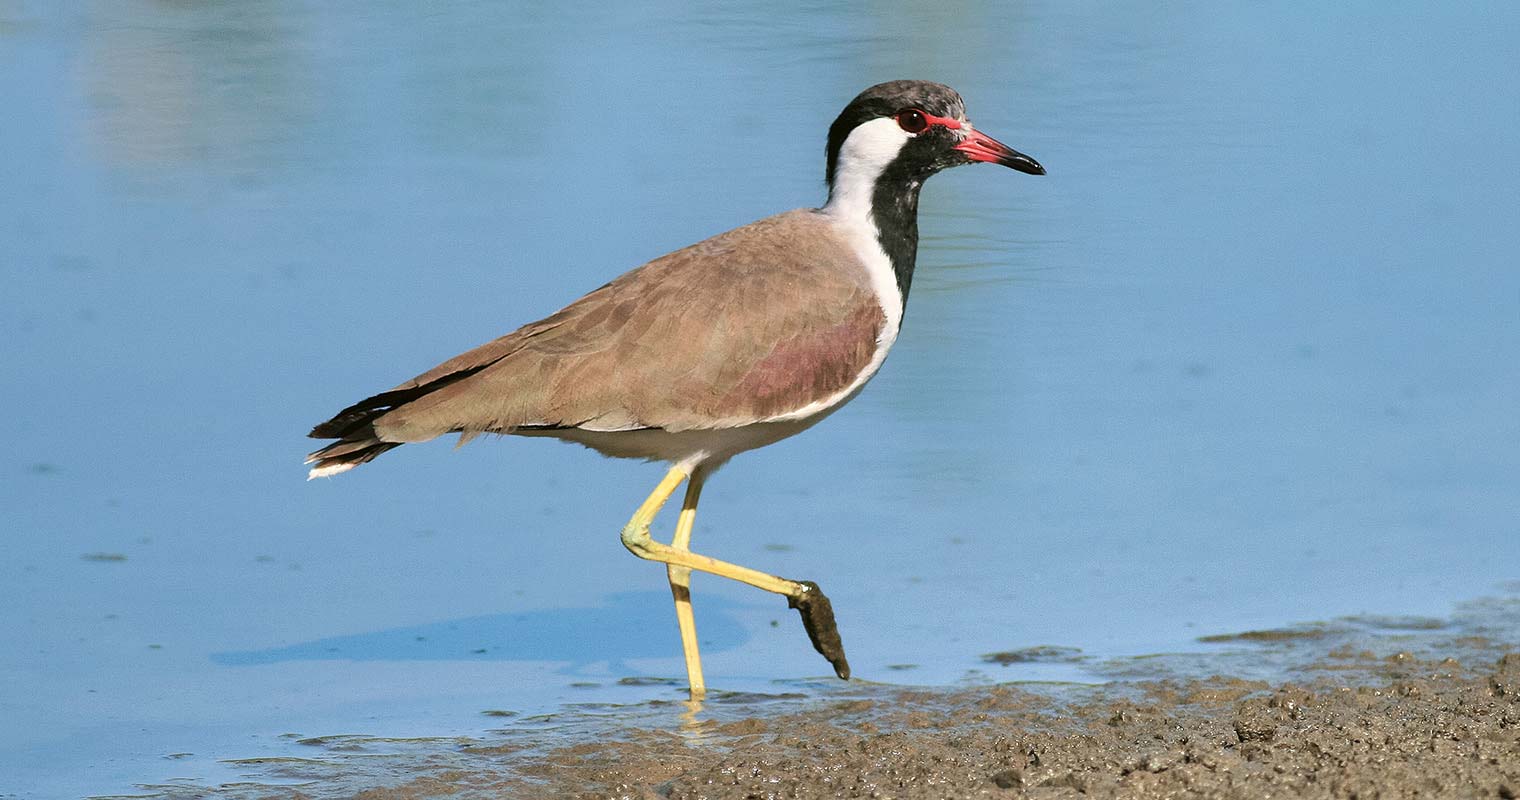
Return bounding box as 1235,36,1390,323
869,164,924,304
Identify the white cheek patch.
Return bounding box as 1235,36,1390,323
838,117,913,170
825,117,911,220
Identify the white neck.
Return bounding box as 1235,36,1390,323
822,117,910,227
818,117,908,372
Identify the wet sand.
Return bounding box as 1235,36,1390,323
122,600,1520,800
575,655,1520,800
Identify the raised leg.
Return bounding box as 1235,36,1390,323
667,468,706,695
621,466,850,686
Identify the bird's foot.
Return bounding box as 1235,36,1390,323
787,581,850,680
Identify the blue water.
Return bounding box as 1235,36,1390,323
3,3,1518,797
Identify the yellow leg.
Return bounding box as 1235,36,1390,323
621,466,851,686
667,470,706,696
623,467,801,595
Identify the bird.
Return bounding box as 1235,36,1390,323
306,80,1044,696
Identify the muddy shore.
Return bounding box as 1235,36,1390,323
353,656,1520,799
125,604,1520,800
553,655,1520,800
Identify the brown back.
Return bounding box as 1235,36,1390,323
369,209,885,441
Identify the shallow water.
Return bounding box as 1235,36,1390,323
85,595,1520,798
3,3,1518,797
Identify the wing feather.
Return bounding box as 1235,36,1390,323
315,209,885,446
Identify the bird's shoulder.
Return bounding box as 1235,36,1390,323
612,207,871,293
505,208,876,352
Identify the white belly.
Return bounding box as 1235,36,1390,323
513,385,869,472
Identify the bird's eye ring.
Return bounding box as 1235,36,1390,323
896,109,929,134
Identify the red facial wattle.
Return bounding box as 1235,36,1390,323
895,108,963,134
894,107,1044,175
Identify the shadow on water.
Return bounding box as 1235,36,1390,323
211,591,747,672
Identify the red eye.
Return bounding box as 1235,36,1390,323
896,109,928,134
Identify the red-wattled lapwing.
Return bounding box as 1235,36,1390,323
307,80,1044,695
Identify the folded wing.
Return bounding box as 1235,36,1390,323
307,210,884,475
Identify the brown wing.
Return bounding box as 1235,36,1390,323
317,209,885,446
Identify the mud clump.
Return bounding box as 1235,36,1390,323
788,580,851,680
982,645,1085,665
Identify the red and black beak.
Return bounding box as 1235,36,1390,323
955,129,1045,175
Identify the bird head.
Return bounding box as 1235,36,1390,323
824,80,1044,196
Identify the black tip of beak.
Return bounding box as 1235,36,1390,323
954,131,1045,175
1006,152,1045,176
